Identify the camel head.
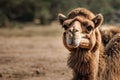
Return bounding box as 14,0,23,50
58,8,103,50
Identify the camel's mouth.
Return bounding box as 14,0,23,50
66,36,90,48
79,38,90,48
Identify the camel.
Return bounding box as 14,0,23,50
58,8,120,80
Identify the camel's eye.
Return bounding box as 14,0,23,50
87,25,93,32
63,25,68,30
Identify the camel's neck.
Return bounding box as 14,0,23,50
68,48,99,80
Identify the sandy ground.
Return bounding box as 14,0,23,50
0,23,73,80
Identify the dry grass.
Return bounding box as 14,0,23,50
0,22,72,80
0,22,63,37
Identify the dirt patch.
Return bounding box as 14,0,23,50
0,23,72,80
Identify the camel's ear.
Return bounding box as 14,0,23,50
92,14,103,28
58,13,67,25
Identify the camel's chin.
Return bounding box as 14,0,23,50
68,44,79,48
67,41,80,48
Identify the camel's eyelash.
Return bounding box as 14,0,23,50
82,22,93,32
87,25,93,32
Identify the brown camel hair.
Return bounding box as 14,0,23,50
58,8,120,80
100,26,120,46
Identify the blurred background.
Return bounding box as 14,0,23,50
0,0,120,80
0,0,120,27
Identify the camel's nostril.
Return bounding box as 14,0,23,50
75,29,79,32
69,30,72,33
73,29,79,33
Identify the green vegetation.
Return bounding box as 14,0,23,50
0,0,120,27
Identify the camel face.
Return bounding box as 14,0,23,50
58,8,103,50
63,17,94,49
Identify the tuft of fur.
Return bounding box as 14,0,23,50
67,8,95,19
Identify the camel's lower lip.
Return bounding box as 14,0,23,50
79,38,90,48
69,44,79,48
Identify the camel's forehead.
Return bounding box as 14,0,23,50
63,16,94,26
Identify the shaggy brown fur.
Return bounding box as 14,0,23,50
58,8,120,80
100,26,120,46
